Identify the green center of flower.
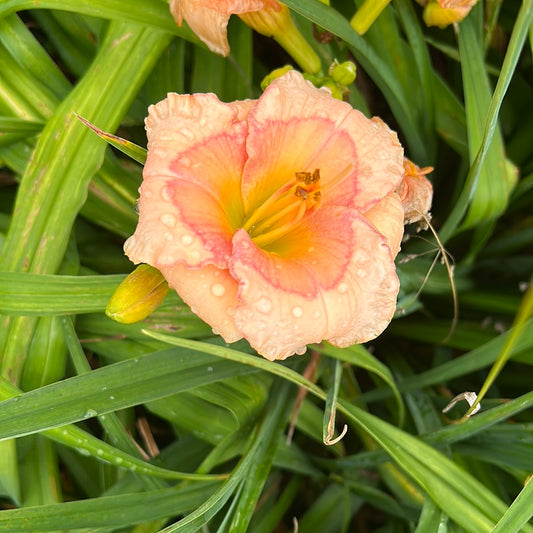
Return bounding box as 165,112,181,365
242,169,322,248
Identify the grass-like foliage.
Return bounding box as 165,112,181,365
1,1,533,531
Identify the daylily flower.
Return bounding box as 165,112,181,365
422,0,479,27
170,0,320,73
124,71,408,360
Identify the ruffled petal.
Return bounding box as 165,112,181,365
160,262,242,343
230,206,399,360
241,71,404,215
364,192,405,258
124,94,251,270
170,1,232,56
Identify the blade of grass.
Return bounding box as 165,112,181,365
0,483,221,531
438,0,533,242
141,332,532,532
0,273,126,315
491,476,533,533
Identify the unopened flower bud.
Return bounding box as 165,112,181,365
329,61,356,86
106,264,169,324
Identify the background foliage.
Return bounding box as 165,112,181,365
0,0,532,531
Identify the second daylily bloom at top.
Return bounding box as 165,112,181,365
170,0,321,73
125,71,427,360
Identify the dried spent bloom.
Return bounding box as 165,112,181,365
125,71,408,360
423,0,478,27
169,0,320,73
398,159,433,225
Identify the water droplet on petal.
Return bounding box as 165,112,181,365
295,345,307,355
255,297,272,314
292,306,303,318
164,231,173,241
337,282,348,294
312,310,321,319
180,234,193,246
211,283,226,297
160,213,176,228
144,190,153,198
161,187,172,202
357,269,367,278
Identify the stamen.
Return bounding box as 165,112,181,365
242,183,293,232
241,164,353,248
253,200,307,248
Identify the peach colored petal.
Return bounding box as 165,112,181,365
364,192,405,258
124,93,250,269
160,262,242,343
170,0,232,56
230,208,398,360
199,0,269,12
241,71,404,214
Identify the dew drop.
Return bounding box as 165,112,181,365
96,449,104,456
115,457,124,464
164,231,173,241
160,213,176,228
295,345,307,355
83,409,97,418
109,395,115,401
312,310,321,319
357,269,367,278
77,447,91,456
292,306,303,318
337,282,348,294
161,187,172,202
211,283,226,297
144,190,153,198
207,366,213,372
181,234,193,246
255,297,272,314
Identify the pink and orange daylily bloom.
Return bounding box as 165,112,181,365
170,0,283,56
124,71,409,360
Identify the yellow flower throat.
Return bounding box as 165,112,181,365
243,169,322,248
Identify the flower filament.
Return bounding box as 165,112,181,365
242,169,322,248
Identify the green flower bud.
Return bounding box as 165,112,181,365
329,61,356,86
